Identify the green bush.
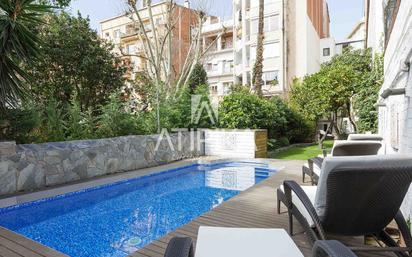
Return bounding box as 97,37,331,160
0,107,41,143
97,94,143,138
218,89,312,144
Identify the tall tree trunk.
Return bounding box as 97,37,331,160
252,0,264,97
346,102,357,133
319,116,334,149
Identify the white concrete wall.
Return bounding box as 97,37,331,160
204,130,259,158
366,0,385,54
376,0,412,218
290,1,321,78
320,37,336,63
306,16,321,75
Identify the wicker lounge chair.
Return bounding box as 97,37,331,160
282,155,412,256
302,140,382,185
164,236,357,257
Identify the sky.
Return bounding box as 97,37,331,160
67,0,364,40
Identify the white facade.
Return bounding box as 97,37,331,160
288,1,323,78
320,19,366,64
376,1,412,155
233,0,283,96
202,0,329,98
202,18,235,100
367,0,412,217
366,0,385,54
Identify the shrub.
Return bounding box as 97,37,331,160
218,90,312,144
97,94,142,138
0,107,41,143
187,63,208,93
42,100,66,142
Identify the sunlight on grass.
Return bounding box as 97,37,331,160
269,140,334,160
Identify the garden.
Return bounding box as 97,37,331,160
1,0,383,153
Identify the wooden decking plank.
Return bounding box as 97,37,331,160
0,227,68,257
0,245,23,257
0,236,43,257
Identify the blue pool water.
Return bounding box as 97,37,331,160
0,161,276,257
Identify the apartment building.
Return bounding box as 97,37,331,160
320,19,366,63
286,0,330,91
202,0,330,98
100,1,197,81
202,17,235,100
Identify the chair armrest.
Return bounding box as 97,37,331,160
310,157,324,168
164,236,194,257
283,180,326,239
395,211,412,248
312,240,358,257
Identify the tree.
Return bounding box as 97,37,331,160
187,63,208,93
353,54,383,133
290,48,381,145
125,0,224,132
251,0,264,96
219,88,312,143
0,0,52,111
28,12,125,112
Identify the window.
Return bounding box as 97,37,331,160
384,0,401,47
265,15,279,32
105,32,110,38
251,43,279,60
323,48,330,56
251,15,279,35
114,29,121,39
212,63,217,71
210,85,218,94
251,19,258,34
263,71,279,86
263,42,279,58
127,44,137,54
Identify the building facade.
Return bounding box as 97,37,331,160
366,0,412,217
100,1,197,82
202,0,331,98
202,17,235,101
320,19,366,64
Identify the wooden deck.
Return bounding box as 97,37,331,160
130,160,394,257
0,160,394,257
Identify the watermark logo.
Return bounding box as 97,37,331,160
191,95,218,125
154,94,258,154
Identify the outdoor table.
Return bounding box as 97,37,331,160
195,227,304,257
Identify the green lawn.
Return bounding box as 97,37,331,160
269,140,334,160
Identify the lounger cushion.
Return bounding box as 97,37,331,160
330,140,382,156
280,185,317,227
347,134,383,141
314,155,412,218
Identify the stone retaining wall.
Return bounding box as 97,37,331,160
0,132,204,196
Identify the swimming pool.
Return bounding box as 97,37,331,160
0,161,276,257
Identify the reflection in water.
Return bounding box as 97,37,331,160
205,167,256,191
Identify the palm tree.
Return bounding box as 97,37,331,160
252,0,264,97
0,0,51,111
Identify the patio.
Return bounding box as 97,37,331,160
0,159,393,257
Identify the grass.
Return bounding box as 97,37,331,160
269,140,334,160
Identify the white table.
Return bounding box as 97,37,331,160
195,227,304,257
